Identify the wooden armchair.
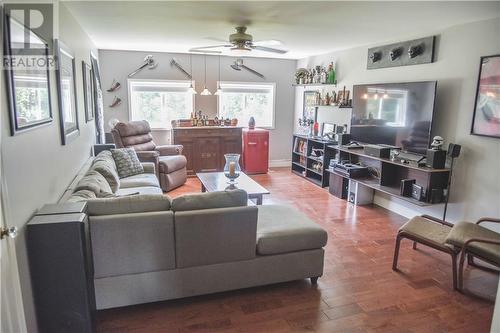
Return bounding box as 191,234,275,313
445,217,500,291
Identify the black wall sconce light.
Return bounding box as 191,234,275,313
408,43,424,59
369,51,381,63
389,47,402,61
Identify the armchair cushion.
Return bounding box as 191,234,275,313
111,148,144,178
446,222,500,265
159,155,187,173
156,145,183,156
171,189,248,212
91,151,120,192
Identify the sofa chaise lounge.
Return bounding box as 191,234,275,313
61,151,328,310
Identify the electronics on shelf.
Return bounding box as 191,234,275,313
364,144,392,158
397,151,426,167
330,161,370,179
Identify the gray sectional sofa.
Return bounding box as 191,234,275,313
61,151,328,310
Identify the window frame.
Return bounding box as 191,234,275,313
217,81,276,130
127,78,194,131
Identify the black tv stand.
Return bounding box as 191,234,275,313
325,145,450,206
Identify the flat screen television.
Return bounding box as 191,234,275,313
351,81,437,154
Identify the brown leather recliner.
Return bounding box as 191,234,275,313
111,120,187,192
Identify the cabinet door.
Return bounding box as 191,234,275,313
177,139,194,175
194,137,221,172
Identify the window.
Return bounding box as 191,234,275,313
218,82,275,129
128,80,193,129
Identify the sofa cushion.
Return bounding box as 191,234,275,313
120,173,160,189
446,221,500,265
256,205,328,255
159,155,187,173
74,170,114,197
87,194,171,216
112,148,144,178
115,186,163,196
67,189,97,203
91,151,120,192
171,189,247,212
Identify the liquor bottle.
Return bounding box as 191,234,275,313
320,68,327,84
328,62,336,84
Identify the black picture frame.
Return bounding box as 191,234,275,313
3,14,53,135
82,61,94,122
55,39,79,145
470,54,500,139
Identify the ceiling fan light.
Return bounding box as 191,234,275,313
201,87,212,96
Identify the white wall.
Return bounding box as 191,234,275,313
98,50,296,162
295,18,500,224
0,4,97,331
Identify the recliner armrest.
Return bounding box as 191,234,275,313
156,145,183,156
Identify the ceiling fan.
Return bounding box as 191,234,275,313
230,58,264,79
189,26,287,55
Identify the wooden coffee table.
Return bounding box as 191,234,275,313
196,172,270,205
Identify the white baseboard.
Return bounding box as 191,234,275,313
269,159,291,168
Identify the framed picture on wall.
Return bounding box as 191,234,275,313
55,39,79,145
471,54,500,138
82,61,94,122
3,14,53,135
303,91,319,119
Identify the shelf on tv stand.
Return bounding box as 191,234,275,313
328,145,450,173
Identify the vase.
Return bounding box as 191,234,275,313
224,154,241,184
248,116,255,129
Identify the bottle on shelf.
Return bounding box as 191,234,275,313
327,62,336,84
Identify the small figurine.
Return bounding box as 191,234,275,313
431,136,444,150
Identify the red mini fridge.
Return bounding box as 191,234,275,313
242,128,269,174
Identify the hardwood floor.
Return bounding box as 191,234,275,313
97,168,498,333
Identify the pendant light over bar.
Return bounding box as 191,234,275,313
214,56,222,96
201,54,212,96
188,54,197,94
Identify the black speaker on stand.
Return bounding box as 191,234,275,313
442,143,461,222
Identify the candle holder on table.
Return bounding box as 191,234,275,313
224,153,241,184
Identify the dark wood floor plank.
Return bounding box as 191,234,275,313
96,167,497,333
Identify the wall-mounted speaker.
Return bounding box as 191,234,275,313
447,143,462,158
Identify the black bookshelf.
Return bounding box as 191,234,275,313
291,134,336,188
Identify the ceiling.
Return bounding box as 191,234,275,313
64,1,500,59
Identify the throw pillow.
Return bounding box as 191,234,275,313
111,148,144,179
92,150,120,192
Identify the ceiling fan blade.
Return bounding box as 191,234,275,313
189,49,222,54
251,45,288,54
189,44,231,50
241,64,265,79
253,39,283,46
205,37,231,43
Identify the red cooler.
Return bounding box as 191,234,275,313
242,128,269,174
